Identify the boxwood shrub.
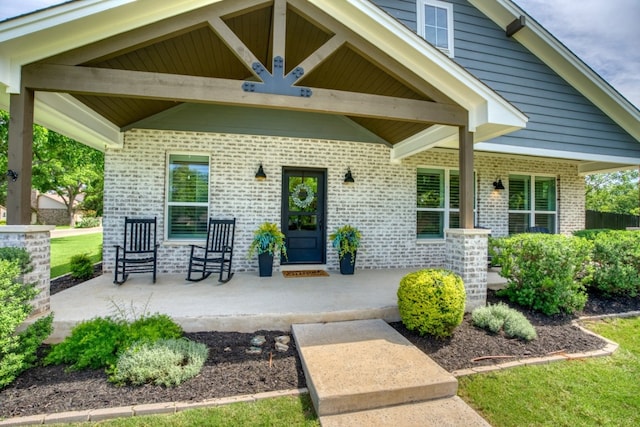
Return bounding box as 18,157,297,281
397,269,465,338
589,230,640,297
490,234,592,315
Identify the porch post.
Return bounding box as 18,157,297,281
458,125,474,229
445,125,488,311
7,87,35,225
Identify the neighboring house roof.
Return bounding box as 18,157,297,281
0,0,637,174
33,191,82,210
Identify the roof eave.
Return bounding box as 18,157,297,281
311,0,528,132
468,0,640,143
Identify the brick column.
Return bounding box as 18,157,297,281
0,225,54,315
445,228,490,311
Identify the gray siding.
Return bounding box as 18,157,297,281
372,0,640,158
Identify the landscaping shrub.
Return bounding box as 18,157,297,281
76,217,101,228
490,234,592,315
589,230,640,297
397,269,466,338
126,314,183,347
69,253,94,280
45,313,183,371
44,317,126,370
472,303,537,341
572,229,611,240
110,338,208,387
0,251,53,389
0,247,33,274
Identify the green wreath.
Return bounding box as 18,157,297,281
291,183,315,209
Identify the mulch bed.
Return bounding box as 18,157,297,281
2,277,639,420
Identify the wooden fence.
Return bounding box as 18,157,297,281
585,210,639,229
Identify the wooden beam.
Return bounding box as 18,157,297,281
296,34,346,77
459,125,474,229
287,0,455,104
272,0,287,61
207,16,263,79
7,88,34,225
23,64,468,125
48,0,272,65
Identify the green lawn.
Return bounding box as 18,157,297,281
458,316,640,427
68,394,319,427
50,232,103,278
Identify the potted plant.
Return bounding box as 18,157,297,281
330,225,361,275
248,222,287,277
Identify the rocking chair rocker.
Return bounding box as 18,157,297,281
114,217,158,284
187,218,236,283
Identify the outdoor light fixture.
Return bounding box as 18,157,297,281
6,170,18,182
255,163,267,181
493,178,505,190
343,168,355,185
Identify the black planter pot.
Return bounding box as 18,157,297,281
339,251,356,275
258,252,274,277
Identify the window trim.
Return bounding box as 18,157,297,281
164,151,211,242
416,0,455,57
507,172,558,234
416,166,476,241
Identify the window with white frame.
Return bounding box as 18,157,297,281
508,174,557,234
417,168,475,239
417,0,454,57
166,153,210,240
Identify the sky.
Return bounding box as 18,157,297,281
0,0,638,109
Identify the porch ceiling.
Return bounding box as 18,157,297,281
26,0,450,146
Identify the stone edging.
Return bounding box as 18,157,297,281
3,312,639,426
452,312,640,377
0,388,308,426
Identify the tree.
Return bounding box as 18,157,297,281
1,109,104,226
32,129,104,226
586,170,640,216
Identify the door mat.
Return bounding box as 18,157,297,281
282,270,329,278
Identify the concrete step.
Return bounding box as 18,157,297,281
292,319,458,417
320,396,491,427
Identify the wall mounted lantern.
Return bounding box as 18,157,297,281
493,178,505,190
255,163,267,181
343,168,355,185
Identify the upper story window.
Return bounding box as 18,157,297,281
417,0,454,57
166,153,210,240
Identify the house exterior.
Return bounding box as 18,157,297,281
32,190,84,225
1,0,639,312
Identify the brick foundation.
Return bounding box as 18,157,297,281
445,228,490,311
0,225,54,315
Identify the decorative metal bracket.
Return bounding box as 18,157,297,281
242,56,312,97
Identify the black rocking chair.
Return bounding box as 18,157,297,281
187,218,236,283
114,217,158,285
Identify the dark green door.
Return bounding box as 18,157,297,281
282,168,326,264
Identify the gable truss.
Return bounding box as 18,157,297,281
23,0,467,144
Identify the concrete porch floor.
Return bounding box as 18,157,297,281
45,268,507,343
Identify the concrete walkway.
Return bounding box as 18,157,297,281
293,319,490,426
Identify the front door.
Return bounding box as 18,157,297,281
282,168,326,264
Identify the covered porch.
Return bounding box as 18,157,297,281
43,267,506,343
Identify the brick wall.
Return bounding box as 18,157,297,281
0,226,53,315
103,130,585,274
